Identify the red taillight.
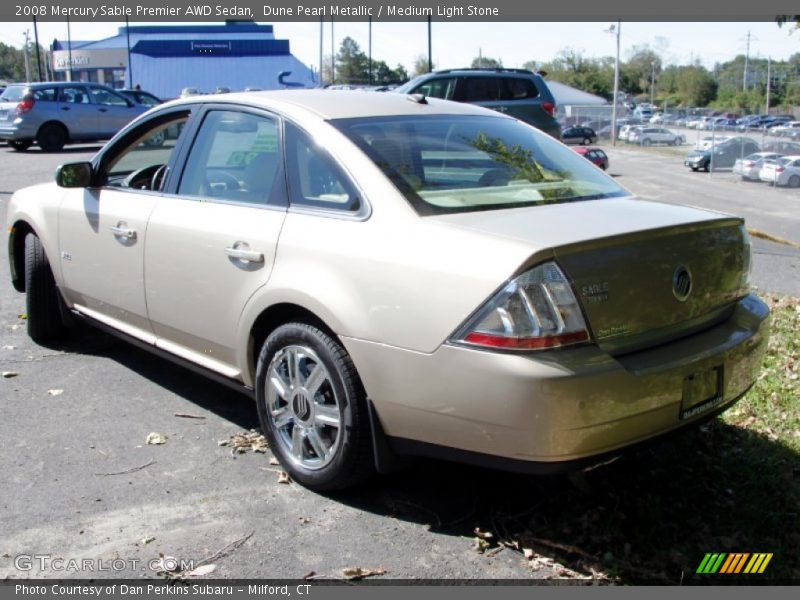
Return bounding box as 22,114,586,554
464,330,589,350
776,167,785,172
744,161,754,167
16,97,35,114
542,101,555,117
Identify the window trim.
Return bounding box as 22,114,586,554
92,107,195,196
282,119,372,221
171,104,289,210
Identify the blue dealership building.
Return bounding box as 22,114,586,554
50,22,316,98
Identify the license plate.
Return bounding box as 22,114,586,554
0,109,8,120
680,366,723,419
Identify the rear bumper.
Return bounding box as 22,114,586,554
344,293,769,466
0,121,37,141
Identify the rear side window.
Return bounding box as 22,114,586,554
60,87,91,104
499,77,539,100
456,77,500,102
284,122,361,213
32,88,57,101
0,86,27,101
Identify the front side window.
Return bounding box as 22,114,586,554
332,114,628,216
103,113,190,191
89,87,129,107
411,77,457,100
178,110,282,206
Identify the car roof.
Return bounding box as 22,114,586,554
168,89,506,121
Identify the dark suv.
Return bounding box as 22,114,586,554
395,68,561,139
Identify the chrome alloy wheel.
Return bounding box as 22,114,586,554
266,345,342,469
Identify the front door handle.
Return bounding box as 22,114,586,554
110,225,136,239
98,108,108,112
225,245,264,263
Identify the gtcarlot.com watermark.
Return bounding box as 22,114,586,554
14,553,194,574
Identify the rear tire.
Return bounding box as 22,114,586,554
9,140,32,151
37,123,67,152
24,233,67,342
789,175,800,188
642,139,652,146
255,322,374,491
582,137,591,145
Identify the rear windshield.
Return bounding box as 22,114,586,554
0,86,27,102
331,115,627,215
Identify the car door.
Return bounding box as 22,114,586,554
58,109,192,340
143,107,287,377
89,87,147,138
57,85,98,139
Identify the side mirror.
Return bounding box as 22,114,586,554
56,162,94,188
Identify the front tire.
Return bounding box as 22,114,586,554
24,233,67,342
255,323,374,491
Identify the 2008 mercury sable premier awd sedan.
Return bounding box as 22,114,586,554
6,90,769,490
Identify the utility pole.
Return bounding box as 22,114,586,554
318,17,323,86
330,18,334,85
66,15,74,81
32,16,43,81
650,61,656,106
766,56,771,115
368,16,372,86
743,30,752,92
609,21,621,146
427,16,432,73
23,30,31,83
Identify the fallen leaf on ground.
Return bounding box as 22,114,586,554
269,457,280,465
141,536,155,545
1,371,19,378
185,564,216,578
474,527,493,540
277,471,291,484
298,517,311,524
221,430,268,454
2,345,15,350
18,314,27,320
342,566,386,580
47,389,64,396
146,432,168,445
523,548,535,559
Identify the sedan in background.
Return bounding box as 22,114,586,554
118,88,163,107
6,91,768,491
759,155,800,187
628,127,684,146
561,126,597,145
732,152,782,181
573,146,609,170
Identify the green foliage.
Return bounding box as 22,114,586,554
0,42,32,81
333,37,407,85
538,49,615,99
470,55,502,69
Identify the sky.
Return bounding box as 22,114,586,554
0,20,798,74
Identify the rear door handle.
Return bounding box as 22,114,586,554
98,108,108,112
110,225,136,239
60,106,70,111
225,245,264,263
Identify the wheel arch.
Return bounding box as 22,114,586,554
36,119,70,140
244,302,338,387
8,220,36,292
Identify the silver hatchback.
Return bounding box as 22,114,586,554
0,82,148,152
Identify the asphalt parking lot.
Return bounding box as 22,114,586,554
0,141,797,581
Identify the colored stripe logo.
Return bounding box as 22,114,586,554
696,553,773,574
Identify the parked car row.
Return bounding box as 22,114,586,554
684,137,761,172
733,152,800,187
619,124,685,145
